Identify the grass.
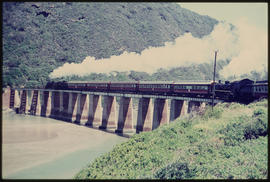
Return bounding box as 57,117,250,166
74,99,268,179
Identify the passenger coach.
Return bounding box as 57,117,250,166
172,81,213,97
138,81,173,94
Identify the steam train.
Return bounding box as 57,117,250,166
45,79,268,104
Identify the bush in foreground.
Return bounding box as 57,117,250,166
74,99,268,179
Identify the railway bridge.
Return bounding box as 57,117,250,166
2,87,223,137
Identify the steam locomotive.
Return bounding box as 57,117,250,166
45,79,268,104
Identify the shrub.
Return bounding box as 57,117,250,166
218,115,248,146
219,107,268,146
202,106,223,120
244,108,268,140
154,162,195,179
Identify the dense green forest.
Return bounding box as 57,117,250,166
2,2,267,88
75,99,268,179
3,2,219,88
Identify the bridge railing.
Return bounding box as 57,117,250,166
13,88,223,103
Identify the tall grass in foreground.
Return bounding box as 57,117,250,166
74,99,268,179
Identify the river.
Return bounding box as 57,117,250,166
2,109,128,179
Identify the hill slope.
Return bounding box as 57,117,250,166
3,2,218,87
74,99,268,179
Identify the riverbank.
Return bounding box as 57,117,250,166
75,99,268,179
2,110,127,179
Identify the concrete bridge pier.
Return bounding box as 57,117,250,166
25,90,34,114
153,98,169,130
58,91,64,119
198,102,207,114
35,90,42,116
9,89,15,108
187,101,201,113
49,91,55,118
75,93,89,125
50,91,61,119
99,96,117,132
61,92,70,121
116,97,135,134
14,89,21,108
2,87,11,109
29,90,38,115
170,100,187,121
66,93,78,122
2,87,21,110
86,95,102,129
41,91,52,117
136,98,153,133
19,90,27,114
6,88,20,110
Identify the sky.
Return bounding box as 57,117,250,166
50,3,268,80
179,3,267,30
179,3,268,78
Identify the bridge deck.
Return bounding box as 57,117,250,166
14,88,223,103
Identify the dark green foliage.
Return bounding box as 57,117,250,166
219,107,267,146
219,118,246,146
3,2,218,88
154,162,195,179
74,99,267,179
244,108,268,139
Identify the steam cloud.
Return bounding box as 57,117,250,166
219,18,267,78
49,20,267,79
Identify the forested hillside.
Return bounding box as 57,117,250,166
3,2,218,88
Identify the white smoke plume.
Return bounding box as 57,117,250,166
49,20,267,79
219,18,267,79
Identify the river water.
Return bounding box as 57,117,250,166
2,109,127,179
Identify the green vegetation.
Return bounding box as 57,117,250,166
74,99,268,179
3,2,267,88
3,2,218,88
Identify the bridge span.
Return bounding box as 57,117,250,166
3,87,223,137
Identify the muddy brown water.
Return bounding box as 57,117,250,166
2,109,127,179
